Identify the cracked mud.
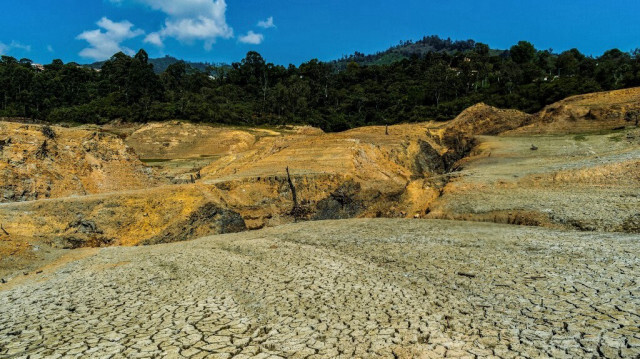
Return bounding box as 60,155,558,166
1,219,639,358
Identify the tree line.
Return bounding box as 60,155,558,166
1,38,640,132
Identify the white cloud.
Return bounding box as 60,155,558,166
47,45,54,53
238,31,264,45
10,41,31,52
0,41,32,55
117,0,233,49
144,32,163,47
257,16,275,29
77,17,144,61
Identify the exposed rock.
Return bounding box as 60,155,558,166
0,122,156,203
67,218,102,234
40,125,56,140
0,138,10,151
143,202,246,245
57,235,113,249
313,180,365,220
413,139,445,176
55,217,113,249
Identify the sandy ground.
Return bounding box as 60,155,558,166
1,219,639,358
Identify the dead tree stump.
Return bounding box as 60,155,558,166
286,167,304,221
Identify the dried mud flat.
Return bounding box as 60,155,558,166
1,219,639,358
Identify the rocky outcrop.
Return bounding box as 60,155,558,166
143,202,246,245
313,180,365,220
0,122,156,203
56,218,114,249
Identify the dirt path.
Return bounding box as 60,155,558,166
1,219,638,358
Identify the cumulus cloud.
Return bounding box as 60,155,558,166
257,16,275,29
238,31,264,45
77,17,144,61
0,41,32,55
116,0,233,49
144,32,163,47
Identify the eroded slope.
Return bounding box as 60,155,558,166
508,87,640,135
0,122,155,202
427,128,640,232
1,87,640,264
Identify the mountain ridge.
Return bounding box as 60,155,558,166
86,55,227,74
83,35,504,73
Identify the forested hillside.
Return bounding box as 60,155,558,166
331,35,504,69
1,36,639,131
86,55,222,74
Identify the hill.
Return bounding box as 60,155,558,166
4,37,640,130
507,87,640,134
331,35,505,69
86,55,227,74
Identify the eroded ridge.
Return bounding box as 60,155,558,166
1,219,639,358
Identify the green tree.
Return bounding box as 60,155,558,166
510,41,536,64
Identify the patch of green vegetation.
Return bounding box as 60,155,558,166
141,158,171,164
608,135,623,142
573,135,587,141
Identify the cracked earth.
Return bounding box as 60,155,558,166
1,219,639,358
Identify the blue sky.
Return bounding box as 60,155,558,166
1,0,639,66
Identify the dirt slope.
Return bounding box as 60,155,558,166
200,122,458,224
117,121,324,182
0,122,155,202
441,102,532,136
508,87,640,135
1,87,639,263
427,128,640,232
124,121,258,160
0,121,467,254
0,184,242,248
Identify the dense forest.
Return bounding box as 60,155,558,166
330,35,504,69
1,36,640,131
87,55,223,74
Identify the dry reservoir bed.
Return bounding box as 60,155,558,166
1,219,639,358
